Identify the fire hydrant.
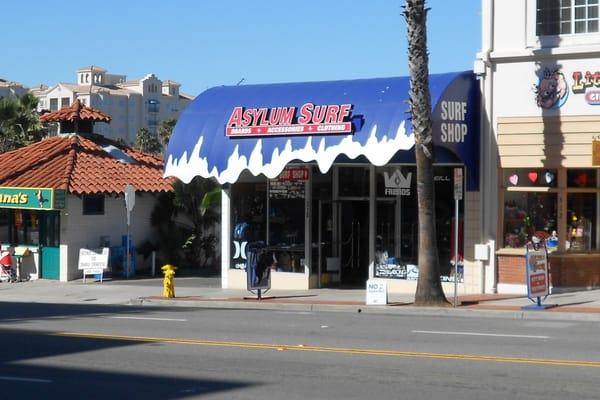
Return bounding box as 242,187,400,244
161,264,177,298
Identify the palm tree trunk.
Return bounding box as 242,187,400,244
404,0,449,306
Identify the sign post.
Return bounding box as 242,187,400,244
453,168,463,307
124,184,136,279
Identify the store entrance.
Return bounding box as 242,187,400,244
340,201,369,287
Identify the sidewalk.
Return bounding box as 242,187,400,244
3,277,600,321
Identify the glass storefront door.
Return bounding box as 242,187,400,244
339,200,369,286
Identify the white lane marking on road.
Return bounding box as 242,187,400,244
0,376,52,383
274,311,313,315
412,330,550,339
109,316,187,322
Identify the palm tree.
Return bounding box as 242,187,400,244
134,127,163,155
158,118,177,147
404,0,449,306
0,92,44,152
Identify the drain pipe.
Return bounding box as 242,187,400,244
476,0,497,294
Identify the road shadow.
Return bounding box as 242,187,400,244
0,328,254,400
0,301,196,322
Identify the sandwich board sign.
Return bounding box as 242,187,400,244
366,279,388,305
79,247,110,283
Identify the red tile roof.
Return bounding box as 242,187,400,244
0,135,174,195
40,99,111,123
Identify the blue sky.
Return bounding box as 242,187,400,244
1,0,481,96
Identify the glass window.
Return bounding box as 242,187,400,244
537,0,599,35
11,210,40,245
566,193,597,251
230,182,267,269
0,209,9,243
49,98,58,111
567,169,597,187
374,165,463,281
339,167,369,197
268,177,306,273
503,169,558,188
82,195,105,215
503,192,558,248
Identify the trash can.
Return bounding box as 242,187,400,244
246,242,271,293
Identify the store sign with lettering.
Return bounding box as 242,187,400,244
226,103,353,137
572,70,600,105
383,169,412,196
0,187,65,210
274,167,309,182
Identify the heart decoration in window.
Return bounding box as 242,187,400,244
509,174,518,185
544,171,555,184
528,172,538,183
576,173,589,187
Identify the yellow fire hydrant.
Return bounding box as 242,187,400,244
161,264,177,298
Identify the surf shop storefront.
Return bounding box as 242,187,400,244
165,71,482,293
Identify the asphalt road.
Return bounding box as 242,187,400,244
1,302,599,400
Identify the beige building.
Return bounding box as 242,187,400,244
0,78,28,99
36,66,193,143
476,0,600,294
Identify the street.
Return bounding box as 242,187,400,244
1,302,599,399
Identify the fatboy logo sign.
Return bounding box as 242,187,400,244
384,170,412,196
226,103,353,137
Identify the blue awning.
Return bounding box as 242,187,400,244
164,71,479,190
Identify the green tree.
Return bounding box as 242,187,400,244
173,177,220,269
158,118,177,147
134,127,162,155
404,0,449,306
0,92,44,152
143,177,220,271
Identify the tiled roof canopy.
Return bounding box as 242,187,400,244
0,135,173,195
40,99,111,123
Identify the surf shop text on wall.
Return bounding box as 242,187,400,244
440,101,468,143
0,187,66,210
226,103,354,137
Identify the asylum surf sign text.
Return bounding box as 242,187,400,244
226,103,354,137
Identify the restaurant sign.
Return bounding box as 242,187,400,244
572,70,600,105
226,103,354,137
0,187,66,210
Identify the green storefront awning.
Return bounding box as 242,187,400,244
0,187,66,210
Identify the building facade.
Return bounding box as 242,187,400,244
477,0,600,294
0,78,28,99
165,72,485,295
35,66,193,143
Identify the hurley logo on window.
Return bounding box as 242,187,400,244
384,170,412,196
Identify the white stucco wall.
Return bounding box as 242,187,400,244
60,193,159,281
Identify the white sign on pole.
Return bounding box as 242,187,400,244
453,168,463,200
124,184,136,225
366,279,388,305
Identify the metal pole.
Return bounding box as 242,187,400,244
126,221,130,279
454,198,459,307
151,251,156,277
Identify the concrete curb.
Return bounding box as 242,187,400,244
131,297,600,322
